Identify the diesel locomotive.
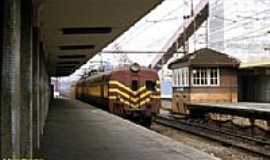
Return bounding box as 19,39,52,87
75,63,161,126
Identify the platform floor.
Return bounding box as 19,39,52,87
188,102,270,112
40,98,216,160
187,102,270,120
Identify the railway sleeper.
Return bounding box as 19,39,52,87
155,116,270,158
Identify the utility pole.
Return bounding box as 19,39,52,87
191,0,197,52
191,0,194,16
99,52,104,72
205,19,209,48
183,0,189,55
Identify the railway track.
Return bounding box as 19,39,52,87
154,114,270,158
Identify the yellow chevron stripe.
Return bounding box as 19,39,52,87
139,98,151,106
109,88,153,103
108,93,152,108
109,89,138,103
107,80,160,108
109,81,134,94
150,95,160,99
138,86,147,93
140,91,152,99
109,80,160,94
118,97,151,108
108,96,117,99
109,88,130,99
109,95,159,102
119,97,138,108
109,81,147,95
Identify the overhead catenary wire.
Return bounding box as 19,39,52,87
115,0,229,50
209,24,270,46
209,8,270,35
206,6,270,47
101,50,186,54
71,0,270,78
177,1,270,53
156,0,270,65
115,3,185,47
115,0,270,52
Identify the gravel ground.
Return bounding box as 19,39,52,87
151,123,269,160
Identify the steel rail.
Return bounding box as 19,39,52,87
154,114,270,158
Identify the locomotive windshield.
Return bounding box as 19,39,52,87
132,80,138,91
146,80,156,91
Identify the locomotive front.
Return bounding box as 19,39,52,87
108,63,160,126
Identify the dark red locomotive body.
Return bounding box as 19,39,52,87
75,64,160,126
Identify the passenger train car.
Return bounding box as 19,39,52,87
75,63,161,126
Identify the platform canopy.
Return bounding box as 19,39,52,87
39,0,163,76
239,59,270,69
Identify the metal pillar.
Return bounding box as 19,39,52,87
37,43,49,138
20,0,33,157
42,56,49,134
1,0,21,158
32,27,40,152
40,46,49,136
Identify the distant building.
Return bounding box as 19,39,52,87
160,77,173,99
207,0,270,103
208,0,270,63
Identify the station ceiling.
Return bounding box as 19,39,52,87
40,0,163,76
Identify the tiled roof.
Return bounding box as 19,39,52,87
168,48,240,69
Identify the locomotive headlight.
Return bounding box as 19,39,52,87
130,63,140,73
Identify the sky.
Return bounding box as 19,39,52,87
63,0,270,81
69,0,194,78
58,0,192,96
92,0,185,65
57,0,270,98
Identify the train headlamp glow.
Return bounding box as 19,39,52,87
130,63,140,73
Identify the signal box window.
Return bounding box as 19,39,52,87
192,67,220,86
146,81,156,91
132,80,138,91
172,67,189,87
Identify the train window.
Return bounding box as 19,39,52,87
132,80,138,91
146,81,156,91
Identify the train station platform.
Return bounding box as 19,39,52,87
187,102,270,120
40,98,216,160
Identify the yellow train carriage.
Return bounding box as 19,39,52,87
76,63,161,126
